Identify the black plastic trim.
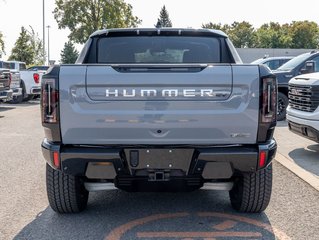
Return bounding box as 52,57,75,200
41,65,61,143
42,140,277,177
257,65,277,143
288,121,319,143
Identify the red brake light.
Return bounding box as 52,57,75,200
33,73,40,84
259,151,266,168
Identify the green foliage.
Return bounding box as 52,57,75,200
0,31,5,57
201,22,230,33
290,21,319,49
156,5,172,28
54,0,142,44
60,41,79,64
202,20,319,49
227,21,256,48
9,27,34,65
9,26,45,65
255,22,293,48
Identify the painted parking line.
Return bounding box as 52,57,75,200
136,231,262,238
105,212,291,240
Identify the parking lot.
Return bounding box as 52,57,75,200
1,101,319,240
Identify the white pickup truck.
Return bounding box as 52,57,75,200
0,60,22,103
7,61,46,101
287,72,319,142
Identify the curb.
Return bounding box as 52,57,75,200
275,153,319,192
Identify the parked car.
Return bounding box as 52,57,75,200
0,62,13,102
7,61,44,101
251,56,293,70
42,28,277,214
272,51,319,121
287,72,319,142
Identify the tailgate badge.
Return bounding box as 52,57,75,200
231,133,250,138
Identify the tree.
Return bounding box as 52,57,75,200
227,21,256,48
0,31,4,58
156,5,172,27
54,0,142,44
255,22,292,48
202,21,255,48
9,26,45,65
290,21,319,49
9,27,34,65
60,41,79,64
202,22,231,34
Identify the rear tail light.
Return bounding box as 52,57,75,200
259,151,267,168
33,73,40,84
261,77,277,123
42,78,58,123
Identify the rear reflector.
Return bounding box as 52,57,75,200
259,151,266,168
53,151,60,168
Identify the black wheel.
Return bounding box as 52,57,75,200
229,163,272,213
46,164,89,213
277,92,288,121
8,94,23,104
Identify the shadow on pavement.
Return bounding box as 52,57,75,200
289,144,319,176
0,106,15,112
14,190,286,240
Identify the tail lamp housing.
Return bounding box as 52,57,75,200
261,77,277,123
33,73,40,84
42,78,59,124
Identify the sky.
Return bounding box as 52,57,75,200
0,0,319,63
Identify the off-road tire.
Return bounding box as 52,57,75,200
229,163,272,213
277,92,288,121
46,164,89,213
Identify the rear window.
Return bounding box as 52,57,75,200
19,63,26,70
97,36,221,64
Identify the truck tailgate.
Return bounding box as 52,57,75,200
59,65,259,145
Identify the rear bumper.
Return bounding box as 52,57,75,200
0,89,13,100
12,87,22,96
287,113,319,142
30,87,41,95
42,139,277,180
288,120,319,143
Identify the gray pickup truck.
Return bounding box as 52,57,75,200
41,28,277,214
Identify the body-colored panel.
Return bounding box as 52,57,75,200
59,65,259,145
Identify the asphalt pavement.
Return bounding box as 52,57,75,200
0,102,319,240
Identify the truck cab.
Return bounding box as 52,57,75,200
273,51,319,120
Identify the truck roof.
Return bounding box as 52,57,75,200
89,28,228,38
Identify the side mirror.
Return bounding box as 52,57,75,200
300,61,315,74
